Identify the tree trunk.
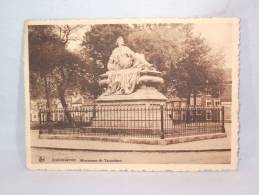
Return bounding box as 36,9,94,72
193,88,197,122
193,89,197,106
43,75,51,122
58,86,74,127
186,87,191,123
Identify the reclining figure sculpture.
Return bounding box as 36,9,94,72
99,36,164,96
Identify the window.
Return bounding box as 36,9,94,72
196,97,202,106
214,100,220,106
190,98,194,106
206,111,212,120
54,113,58,121
206,100,212,107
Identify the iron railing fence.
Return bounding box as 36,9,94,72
38,105,225,139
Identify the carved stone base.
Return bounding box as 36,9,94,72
90,103,163,129
93,87,167,129
96,86,167,105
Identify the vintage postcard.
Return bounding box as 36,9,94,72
24,18,239,171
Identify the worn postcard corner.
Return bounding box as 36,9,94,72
24,18,239,171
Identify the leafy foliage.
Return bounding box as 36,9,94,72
29,23,225,108
171,24,224,101
81,23,224,103
80,24,133,97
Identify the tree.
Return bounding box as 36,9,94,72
29,25,88,126
29,25,60,114
171,24,224,106
126,24,181,94
127,23,181,72
80,23,224,105
81,24,133,97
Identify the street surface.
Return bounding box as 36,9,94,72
30,123,231,164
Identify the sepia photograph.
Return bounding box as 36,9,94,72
24,18,239,171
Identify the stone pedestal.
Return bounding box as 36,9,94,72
97,70,167,104
91,70,167,130
96,86,166,105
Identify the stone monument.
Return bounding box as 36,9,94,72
92,37,167,129
96,36,167,105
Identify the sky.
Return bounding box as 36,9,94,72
193,22,235,68
66,25,90,52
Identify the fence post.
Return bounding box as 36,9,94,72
93,104,96,119
38,110,41,133
221,106,225,132
160,104,164,139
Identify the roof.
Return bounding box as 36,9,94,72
167,97,187,102
73,98,83,104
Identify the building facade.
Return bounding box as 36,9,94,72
30,92,93,122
